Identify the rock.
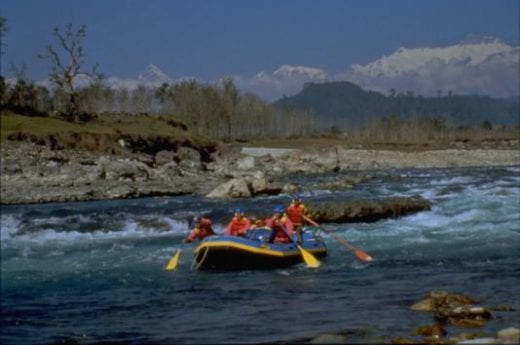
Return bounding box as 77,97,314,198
451,319,487,328
308,196,432,223
497,327,520,344
390,337,419,344
99,157,150,181
457,337,499,344
411,298,435,312
281,183,300,194
154,161,181,180
427,290,477,305
411,290,492,328
415,324,447,338
176,147,201,170
154,150,175,166
206,178,252,199
308,334,347,344
236,156,256,170
251,175,268,194
491,304,515,312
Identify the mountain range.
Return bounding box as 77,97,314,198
273,81,519,127
346,35,519,100
28,35,519,102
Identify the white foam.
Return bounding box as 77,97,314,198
1,214,191,251
0,214,22,239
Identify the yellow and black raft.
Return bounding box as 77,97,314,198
192,227,327,271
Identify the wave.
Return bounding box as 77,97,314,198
0,213,190,248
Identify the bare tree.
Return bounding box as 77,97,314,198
39,23,101,120
220,77,239,141
0,16,7,77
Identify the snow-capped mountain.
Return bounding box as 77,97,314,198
234,64,329,100
351,36,515,78
347,35,519,98
30,35,517,101
272,65,328,80
137,64,172,84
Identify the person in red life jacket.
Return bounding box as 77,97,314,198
183,216,215,243
265,205,294,243
250,217,267,229
286,195,308,244
224,208,251,237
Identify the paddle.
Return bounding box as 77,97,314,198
165,216,195,271
278,224,320,268
303,215,374,263
166,249,181,271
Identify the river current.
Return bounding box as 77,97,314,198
1,166,519,344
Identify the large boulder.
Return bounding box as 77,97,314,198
206,178,252,199
307,196,432,223
176,147,202,171
236,156,256,170
99,156,150,181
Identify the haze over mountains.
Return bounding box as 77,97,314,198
34,35,519,102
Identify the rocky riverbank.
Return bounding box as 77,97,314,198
1,141,519,205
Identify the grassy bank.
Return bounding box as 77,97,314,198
0,111,215,153
1,110,518,153
245,128,520,151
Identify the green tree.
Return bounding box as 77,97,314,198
481,120,493,130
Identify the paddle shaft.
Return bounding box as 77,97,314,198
303,215,374,262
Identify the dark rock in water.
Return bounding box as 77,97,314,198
259,327,366,344
389,337,420,344
490,304,515,312
414,324,447,338
450,318,487,328
307,196,432,223
411,290,493,328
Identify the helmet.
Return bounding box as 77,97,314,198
292,194,303,202
273,205,285,213
234,207,244,215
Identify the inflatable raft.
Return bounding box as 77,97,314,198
192,228,327,271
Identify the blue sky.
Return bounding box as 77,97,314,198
1,0,519,99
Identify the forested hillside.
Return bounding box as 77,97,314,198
273,82,519,128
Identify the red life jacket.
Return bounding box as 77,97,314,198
186,217,214,242
266,215,294,243
225,216,251,236
287,203,306,225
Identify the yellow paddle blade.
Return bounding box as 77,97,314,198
297,245,320,268
166,249,181,271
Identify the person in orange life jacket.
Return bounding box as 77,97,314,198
287,195,308,244
183,216,215,243
265,205,294,243
224,208,251,237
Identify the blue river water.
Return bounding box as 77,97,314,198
1,166,519,344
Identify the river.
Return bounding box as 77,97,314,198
1,166,519,344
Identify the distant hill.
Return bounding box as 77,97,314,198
273,82,519,127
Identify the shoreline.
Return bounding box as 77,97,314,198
1,141,519,206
